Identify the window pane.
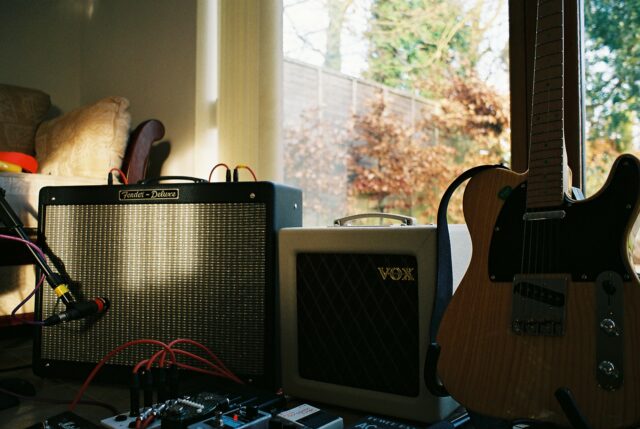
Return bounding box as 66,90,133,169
584,0,640,268
584,0,640,194
283,0,510,226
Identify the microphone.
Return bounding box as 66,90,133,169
43,297,110,326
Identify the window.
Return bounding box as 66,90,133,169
584,0,640,195
282,0,511,226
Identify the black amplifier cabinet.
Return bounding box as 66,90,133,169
34,181,301,389
278,222,471,422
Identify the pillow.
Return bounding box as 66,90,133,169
35,96,131,179
0,84,51,155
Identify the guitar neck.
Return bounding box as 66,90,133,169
527,0,569,210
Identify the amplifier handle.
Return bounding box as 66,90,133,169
333,212,416,226
137,176,208,185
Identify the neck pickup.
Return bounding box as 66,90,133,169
523,210,566,221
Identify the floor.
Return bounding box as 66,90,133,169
0,330,131,428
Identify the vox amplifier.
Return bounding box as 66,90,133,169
34,180,301,389
278,215,471,422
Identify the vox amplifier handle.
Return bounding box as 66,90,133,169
333,212,417,226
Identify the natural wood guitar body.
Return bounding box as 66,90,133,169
437,155,640,428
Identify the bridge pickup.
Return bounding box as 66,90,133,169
511,274,568,336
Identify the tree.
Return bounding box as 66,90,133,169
348,93,457,221
420,71,509,168
585,0,640,152
324,0,355,70
364,0,506,98
283,0,359,73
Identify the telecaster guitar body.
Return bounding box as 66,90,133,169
437,154,640,428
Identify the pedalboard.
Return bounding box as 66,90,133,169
102,389,283,429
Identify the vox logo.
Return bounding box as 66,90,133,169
377,267,415,281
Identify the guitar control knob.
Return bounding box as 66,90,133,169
600,318,619,336
598,360,619,378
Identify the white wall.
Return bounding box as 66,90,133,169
0,0,217,178
0,1,84,112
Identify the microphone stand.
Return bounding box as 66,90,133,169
0,187,76,308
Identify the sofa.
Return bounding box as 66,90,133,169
0,83,165,321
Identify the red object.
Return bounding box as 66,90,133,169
0,152,38,173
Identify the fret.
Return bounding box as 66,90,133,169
530,130,563,140
532,102,562,115
533,110,563,124
531,115,564,134
535,40,563,58
529,144,564,155
530,148,564,160
536,141,564,151
535,53,563,70
538,0,561,15
537,13,564,34
528,173,564,185
532,89,563,103
529,156,565,169
536,27,563,44
529,156,564,168
534,65,563,81
537,12,563,31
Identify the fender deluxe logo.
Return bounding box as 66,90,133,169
118,189,179,201
377,267,415,281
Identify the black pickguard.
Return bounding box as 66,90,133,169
489,155,640,282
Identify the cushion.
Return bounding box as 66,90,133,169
0,84,51,155
35,96,131,179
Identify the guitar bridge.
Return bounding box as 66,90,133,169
511,274,568,336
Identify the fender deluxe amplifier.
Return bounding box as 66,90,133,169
278,215,471,422
34,180,301,389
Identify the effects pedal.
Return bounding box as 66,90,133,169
102,390,282,429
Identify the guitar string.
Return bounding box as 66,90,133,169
521,0,565,333
523,0,543,279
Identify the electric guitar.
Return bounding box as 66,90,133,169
436,0,640,427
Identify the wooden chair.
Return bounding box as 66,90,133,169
121,119,165,184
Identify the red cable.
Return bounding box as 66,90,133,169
109,167,129,185
169,349,241,383
133,358,151,374
208,163,230,182
69,339,177,412
234,164,258,181
145,340,242,383
173,362,229,378
164,338,242,383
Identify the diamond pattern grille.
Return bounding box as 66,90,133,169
296,253,419,396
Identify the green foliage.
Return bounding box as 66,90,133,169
364,0,474,96
585,0,640,151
